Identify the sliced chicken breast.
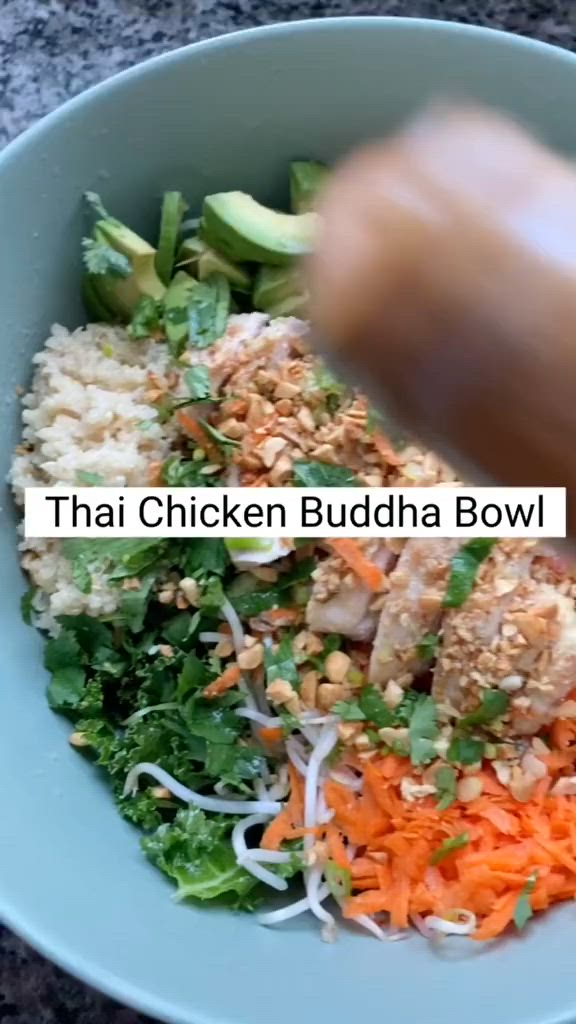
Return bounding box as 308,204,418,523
431,540,576,734
306,541,396,641
368,539,462,686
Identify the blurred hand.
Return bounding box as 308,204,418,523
309,105,576,535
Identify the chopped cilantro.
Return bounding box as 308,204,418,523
447,736,485,765
460,689,510,728
358,686,395,728
430,832,470,865
188,273,231,349
408,695,439,766
332,699,366,722
435,765,457,810
185,365,213,401
264,635,301,690
82,237,132,278
75,471,105,486
325,860,352,903
514,872,538,930
292,461,358,487
198,419,241,450
129,296,164,339
444,539,498,608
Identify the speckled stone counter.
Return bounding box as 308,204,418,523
1,1,576,1021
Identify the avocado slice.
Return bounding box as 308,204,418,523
266,293,309,318
290,161,329,213
87,227,155,320
96,218,166,301
156,191,187,285
180,237,251,293
82,274,118,323
202,192,318,266
164,270,201,357
253,264,304,310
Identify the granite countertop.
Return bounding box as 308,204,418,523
1,0,576,1021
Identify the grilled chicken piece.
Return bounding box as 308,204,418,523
431,540,576,734
306,541,395,641
368,539,462,686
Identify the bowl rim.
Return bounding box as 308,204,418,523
3,14,576,1024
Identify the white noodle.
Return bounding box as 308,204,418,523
329,767,363,792
424,911,477,936
220,598,245,656
198,631,227,644
257,884,330,926
231,814,288,892
245,850,292,865
316,786,335,825
235,708,282,728
353,914,386,941
286,737,309,776
124,763,281,815
307,865,336,927
122,702,177,726
304,723,339,833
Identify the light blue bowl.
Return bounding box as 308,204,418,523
2,17,576,1024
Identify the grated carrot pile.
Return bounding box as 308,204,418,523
263,742,576,941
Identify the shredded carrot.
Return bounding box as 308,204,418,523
259,726,284,744
328,539,385,592
258,703,576,943
203,663,241,698
177,410,222,463
259,607,301,625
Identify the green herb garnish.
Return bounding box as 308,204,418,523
430,832,470,865
292,461,358,487
444,539,498,608
435,765,458,810
460,689,510,729
514,872,538,930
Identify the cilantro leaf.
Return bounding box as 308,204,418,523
430,832,470,865
185,365,213,401
417,632,440,661
444,539,498,608
514,872,538,930
408,695,439,766
436,765,457,810
129,296,164,339
84,190,111,219
293,461,358,487
358,686,395,728
198,419,240,450
142,806,258,905
82,237,132,278
325,860,352,903
227,558,315,619
188,273,231,349
75,471,104,486
460,689,510,729
162,455,221,487
333,699,366,722
264,635,301,690
447,736,485,765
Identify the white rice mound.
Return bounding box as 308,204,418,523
11,322,178,631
